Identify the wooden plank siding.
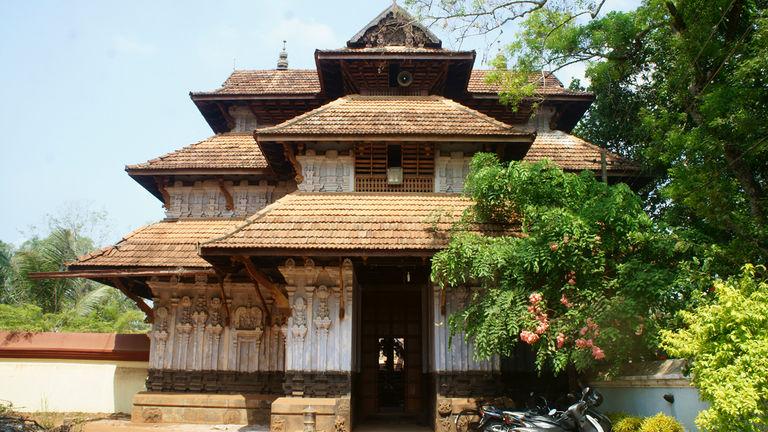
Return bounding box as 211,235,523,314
354,142,434,192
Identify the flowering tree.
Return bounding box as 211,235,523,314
432,154,708,372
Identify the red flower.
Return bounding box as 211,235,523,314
535,322,549,335
560,294,572,308
556,333,566,349
529,292,543,305
591,346,605,360
520,330,540,345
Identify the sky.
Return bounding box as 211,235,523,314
0,0,639,247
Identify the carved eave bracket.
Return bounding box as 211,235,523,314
282,143,304,184
236,256,290,316
154,176,170,210
112,278,154,323
218,179,235,211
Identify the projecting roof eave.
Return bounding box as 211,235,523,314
201,247,445,259
30,267,216,280
189,92,322,101
125,167,272,176
315,48,475,61
255,132,535,143
467,92,595,101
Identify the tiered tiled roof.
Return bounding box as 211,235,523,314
201,193,516,253
192,69,591,98
70,219,244,269
126,133,268,172
192,69,321,96
468,70,593,97
256,95,530,139
525,130,638,172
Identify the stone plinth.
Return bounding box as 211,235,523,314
131,392,276,425
270,397,351,432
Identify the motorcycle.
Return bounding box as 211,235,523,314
455,387,611,432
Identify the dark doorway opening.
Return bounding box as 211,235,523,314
355,265,429,425
378,337,406,412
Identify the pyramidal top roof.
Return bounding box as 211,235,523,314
347,3,442,49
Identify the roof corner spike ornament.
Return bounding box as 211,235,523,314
277,40,288,70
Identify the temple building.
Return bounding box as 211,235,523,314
45,4,639,431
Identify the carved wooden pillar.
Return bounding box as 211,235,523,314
175,296,193,370
314,286,332,371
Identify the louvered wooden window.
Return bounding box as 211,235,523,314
355,142,434,192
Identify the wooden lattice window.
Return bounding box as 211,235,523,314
355,142,434,192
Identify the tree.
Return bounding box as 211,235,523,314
409,0,768,276
662,265,768,432
431,155,707,373
12,228,99,313
0,240,14,303
0,206,148,333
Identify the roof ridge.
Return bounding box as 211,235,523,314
537,130,635,166
257,97,350,134
440,97,519,132
126,135,214,169
125,132,259,170
199,193,299,248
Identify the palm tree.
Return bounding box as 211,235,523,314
4,219,149,333
0,240,15,303
13,228,95,313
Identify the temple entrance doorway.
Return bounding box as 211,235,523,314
355,264,430,426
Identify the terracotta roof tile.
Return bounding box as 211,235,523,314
70,219,244,269
202,193,515,252
468,70,593,97
194,69,321,96
125,133,268,171
193,69,591,98
525,130,638,172
257,95,529,138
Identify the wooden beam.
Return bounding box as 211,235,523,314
218,179,235,211
154,176,170,209
217,275,231,326
216,102,235,130
236,256,289,309
282,142,304,183
112,278,154,323
339,261,346,320
250,280,271,325
29,268,216,279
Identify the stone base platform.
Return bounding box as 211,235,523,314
270,397,351,432
84,419,268,432
131,392,275,425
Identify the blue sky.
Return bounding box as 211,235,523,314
0,0,638,247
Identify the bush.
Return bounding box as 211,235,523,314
607,412,631,424
614,415,644,432
639,413,684,432
662,264,768,431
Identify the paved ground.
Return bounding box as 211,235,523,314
82,421,268,432
82,419,430,432
355,419,431,432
